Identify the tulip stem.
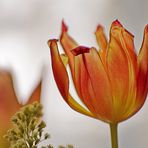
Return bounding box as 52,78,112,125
110,123,118,148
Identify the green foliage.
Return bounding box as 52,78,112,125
5,102,74,148
5,102,50,148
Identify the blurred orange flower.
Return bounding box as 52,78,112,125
48,20,148,124
0,70,42,147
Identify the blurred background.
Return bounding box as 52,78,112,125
0,0,148,147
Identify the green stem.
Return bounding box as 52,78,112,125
110,123,118,148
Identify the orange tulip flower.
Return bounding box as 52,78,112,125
48,20,148,148
0,70,42,148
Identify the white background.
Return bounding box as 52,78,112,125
0,0,148,148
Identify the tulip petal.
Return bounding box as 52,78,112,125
0,70,42,147
117,22,138,118
0,71,20,126
25,81,42,105
48,39,95,118
95,25,108,51
60,21,78,78
60,21,85,99
72,46,113,122
137,25,148,106
0,71,20,147
72,47,96,115
107,20,137,121
95,25,108,66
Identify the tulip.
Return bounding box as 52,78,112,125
48,20,148,148
0,70,42,147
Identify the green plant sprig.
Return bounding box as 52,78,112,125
5,102,50,148
5,102,74,148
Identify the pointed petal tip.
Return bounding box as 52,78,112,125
144,24,148,33
71,46,90,56
27,80,42,104
47,39,58,46
111,20,134,38
95,24,104,34
112,19,123,27
96,24,104,31
62,20,68,32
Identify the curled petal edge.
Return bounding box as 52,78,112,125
48,39,95,118
137,24,148,102
60,21,78,78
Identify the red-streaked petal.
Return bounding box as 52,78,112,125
95,24,108,51
72,46,113,122
95,24,108,66
118,22,138,117
60,21,78,78
83,48,113,122
107,20,137,121
73,50,97,117
49,39,69,100
71,46,90,101
137,25,148,105
48,39,95,118
60,21,85,99
124,25,148,121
